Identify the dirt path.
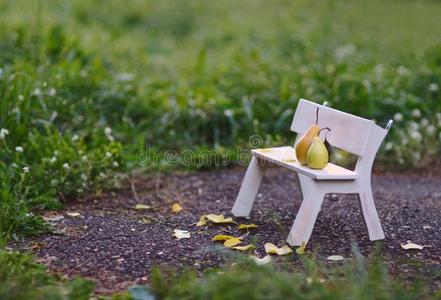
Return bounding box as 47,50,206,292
12,168,441,294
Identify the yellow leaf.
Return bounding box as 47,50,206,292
135,204,151,210
296,242,306,255
251,255,272,265
173,229,190,239
400,242,424,250
238,224,258,230
66,212,81,217
327,255,344,261
232,244,255,251
171,203,183,213
264,243,293,255
224,238,242,247
196,215,208,227
213,235,238,241
206,214,235,224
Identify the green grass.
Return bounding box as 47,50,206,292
0,0,440,298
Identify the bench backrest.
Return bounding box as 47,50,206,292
291,99,376,156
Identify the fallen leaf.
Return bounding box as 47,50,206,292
213,235,239,241
251,255,272,265
42,212,64,222
171,203,183,213
173,229,191,239
296,242,306,255
400,241,424,250
232,244,255,251
327,255,344,261
238,224,258,230
224,238,242,248
66,212,81,217
138,217,153,224
196,215,208,226
264,243,293,255
135,204,151,210
206,214,235,224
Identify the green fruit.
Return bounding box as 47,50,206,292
306,136,329,169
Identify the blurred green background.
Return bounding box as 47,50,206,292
0,0,440,239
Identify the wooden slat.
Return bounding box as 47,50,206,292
290,99,374,156
252,147,357,180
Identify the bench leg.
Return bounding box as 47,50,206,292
287,185,325,246
231,156,264,217
358,189,385,241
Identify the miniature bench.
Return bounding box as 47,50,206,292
231,98,393,246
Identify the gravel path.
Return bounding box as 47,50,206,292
12,168,441,294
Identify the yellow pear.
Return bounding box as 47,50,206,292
295,125,320,165
306,136,329,169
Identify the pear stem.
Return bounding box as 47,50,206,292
318,127,331,135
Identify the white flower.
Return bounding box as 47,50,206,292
50,156,57,163
335,44,355,61
410,130,422,141
427,125,435,134
72,135,79,142
48,88,57,96
11,163,18,168
81,174,88,181
409,121,419,131
63,163,70,169
106,152,112,158
393,113,403,122
411,109,421,118
0,128,9,139
15,146,24,152
23,166,30,173
385,142,393,151
104,127,114,142
82,155,88,161
54,150,59,156
412,152,421,161
397,66,410,76
421,118,429,127
428,83,439,92
18,94,24,101
99,172,106,178
113,161,119,167
32,88,42,96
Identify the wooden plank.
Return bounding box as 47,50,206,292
290,99,374,156
252,147,357,180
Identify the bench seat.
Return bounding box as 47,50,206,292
252,146,357,180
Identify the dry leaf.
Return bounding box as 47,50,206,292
224,238,242,247
66,212,81,217
138,217,153,224
42,213,64,222
213,235,239,241
251,255,272,265
171,203,183,213
232,244,255,251
206,214,235,224
327,255,344,261
296,242,306,255
400,241,424,250
264,243,293,255
196,215,208,226
173,229,190,239
135,204,151,210
238,224,258,230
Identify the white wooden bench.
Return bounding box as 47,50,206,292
231,98,393,246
